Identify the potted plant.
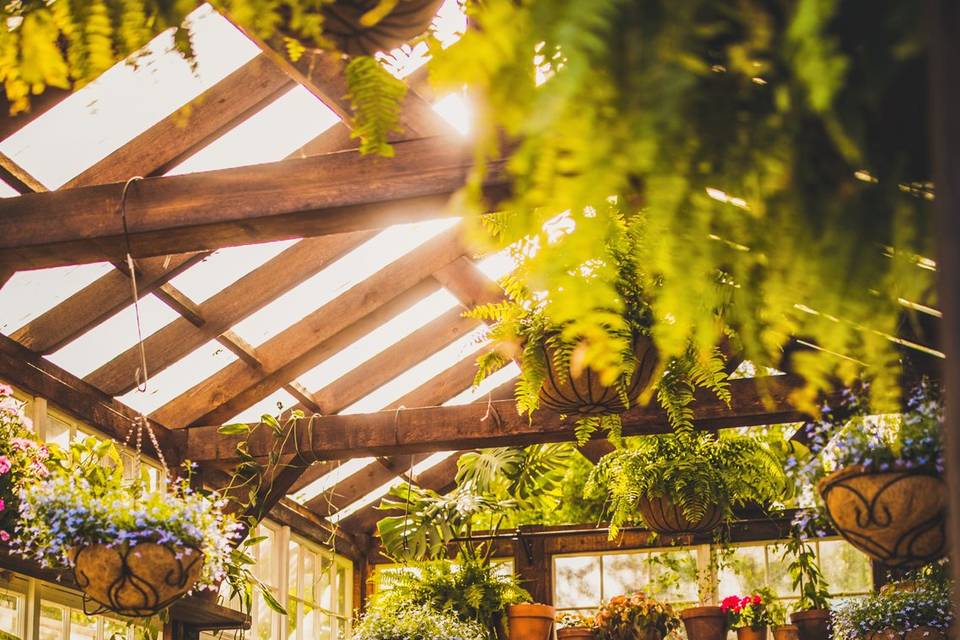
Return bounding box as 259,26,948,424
556,612,596,640
593,592,679,640
468,215,732,447
769,599,799,640
584,431,787,536
816,382,946,568
680,604,728,640
723,594,774,640
831,568,953,640
0,385,52,542
782,530,832,640
508,602,556,640
353,604,488,640
13,436,241,617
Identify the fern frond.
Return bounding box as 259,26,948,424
344,55,406,157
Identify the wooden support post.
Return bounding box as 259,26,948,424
513,527,551,605
929,0,960,616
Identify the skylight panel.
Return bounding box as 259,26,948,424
0,181,20,198
475,246,518,281
292,457,378,504
0,263,116,334
47,294,181,377
166,86,340,175
166,239,299,304
341,325,487,414
225,387,299,425
0,5,259,189
119,339,238,415
295,288,460,392
432,92,472,137
443,362,519,406
230,218,459,347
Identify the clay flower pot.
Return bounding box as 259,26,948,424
681,606,728,640
818,465,947,567
537,334,658,416
557,628,596,640
789,610,832,640
738,628,768,640
71,543,204,617
638,495,723,535
772,625,800,640
508,604,556,640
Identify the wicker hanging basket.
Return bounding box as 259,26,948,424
817,465,947,568
538,334,659,416
637,495,722,535
71,543,204,617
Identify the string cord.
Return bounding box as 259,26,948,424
119,176,148,393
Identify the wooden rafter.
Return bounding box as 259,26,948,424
0,137,502,271
187,374,834,463
151,226,468,428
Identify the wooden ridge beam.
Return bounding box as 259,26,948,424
0,137,504,271
152,226,467,428
86,231,374,395
188,374,831,463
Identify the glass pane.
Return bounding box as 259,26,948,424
46,415,71,449
765,544,798,597
601,554,647,600
258,528,274,586
554,556,601,609
254,591,274,640
318,556,333,611
718,545,767,597
317,613,333,640
336,566,348,615
286,599,299,640
334,617,349,640
38,602,64,640
303,552,316,603
104,618,129,640
288,541,300,597
68,610,97,640
647,550,698,604
0,591,20,638
818,540,872,595
302,602,316,640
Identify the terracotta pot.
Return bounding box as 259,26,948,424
789,610,832,640
557,628,596,640
681,606,728,640
772,625,800,640
638,495,723,535
508,604,555,640
320,0,444,56
818,465,946,568
537,334,658,416
738,628,768,640
71,543,203,617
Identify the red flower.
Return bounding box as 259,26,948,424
721,595,741,612
752,594,762,605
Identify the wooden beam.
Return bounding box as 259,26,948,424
152,227,467,428
0,333,180,461
0,137,503,271
85,232,374,395
0,151,46,193
929,0,960,617
63,55,291,188
188,374,831,463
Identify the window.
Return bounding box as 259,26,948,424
286,536,353,640
37,599,151,640
553,538,872,612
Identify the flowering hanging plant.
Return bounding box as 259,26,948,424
593,592,679,640
0,384,51,542
832,570,953,638
721,594,774,629
14,435,241,593
556,612,595,630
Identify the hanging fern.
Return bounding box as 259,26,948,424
344,55,407,156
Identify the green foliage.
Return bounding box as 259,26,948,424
832,569,953,637
585,431,787,537
353,604,487,640
344,55,408,156
780,530,830,612
371,556,530,640
434,0,934,412
593,592,680,640
378,445,572,562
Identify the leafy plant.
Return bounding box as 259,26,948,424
781,529,830,612
584,431,787,537
468,209,731,445
832,572,953,638
721,593,774,629
593,592,679,640
353,604,487,640
372,555,530,640
0,384,51,540
555,611,595,630
431,0,933,414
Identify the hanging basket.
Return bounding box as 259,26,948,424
637,495,722,535
817,465,947,568
71,543,204,617
538,334,659,416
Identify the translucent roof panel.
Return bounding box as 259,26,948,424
0,5,259,189
166,239,299,304
166,85,340,175
226,387,299,425
291,457,377,504
0,263,116,335
231,218,459,347
47,294,181,377
295,288,460,392
119,339,238,415
432,92,472,137
443,362,519,406
0,181,20,198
